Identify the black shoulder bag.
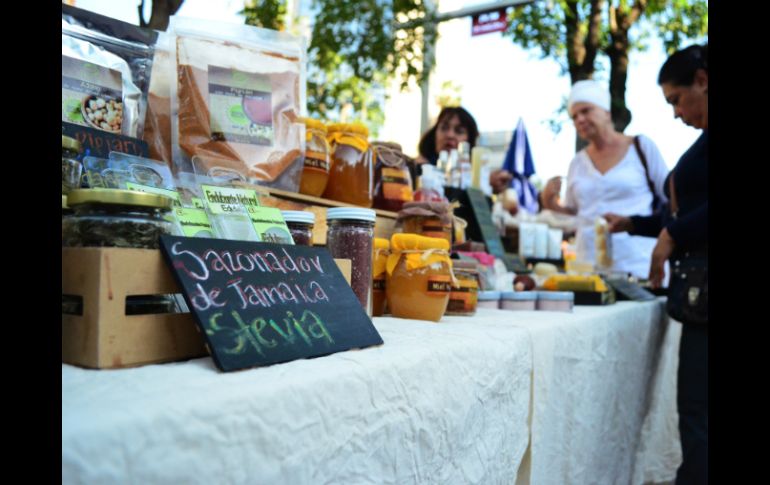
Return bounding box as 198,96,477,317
633,136,664,213
664,172,708,325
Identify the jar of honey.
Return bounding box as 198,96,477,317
396,201,454,244
322,122,373,207
385,233,454,322
298,118,330,197
445,260,480,316
372,237,390,316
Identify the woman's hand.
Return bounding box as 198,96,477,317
541,176,563,210
603,213,634,233
649,228,675,289
489,169,513,194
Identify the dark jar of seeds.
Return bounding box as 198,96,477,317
281,210,315,246
62,188,174,249
62,135,83,195
326,207,376,316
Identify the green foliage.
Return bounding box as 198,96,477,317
243,0,436,135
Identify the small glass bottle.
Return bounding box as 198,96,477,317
281,210,315,246
299,118,330,197
62,135,82,195
326,207,376,316
62,188,174,249
372,237,390,316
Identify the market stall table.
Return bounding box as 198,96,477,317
62,315,533,484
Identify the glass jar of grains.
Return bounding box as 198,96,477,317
62,188,174,249
281,210,315,246
62,135,82,195
326,207,376,316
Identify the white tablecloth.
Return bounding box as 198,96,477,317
63,315,533,484
62,300,681,485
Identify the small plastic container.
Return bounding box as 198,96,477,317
536,291,575,312
445,260,480,316
385,233,452,322
500,291,538,311
477,291,501,309
281,210,315,246
299,118,330,197
326,207,377,316
62,135,82,195
62,188,174,249
372,237,390,316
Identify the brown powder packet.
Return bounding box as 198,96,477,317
169,17,306,191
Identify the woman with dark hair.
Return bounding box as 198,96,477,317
415,106,479,166
605,43,708,485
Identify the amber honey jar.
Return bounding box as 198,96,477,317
385,233,454,322
298,118,330,197
445,260,480,316
322,122,373,207
372,237,390,316
396,201,453,244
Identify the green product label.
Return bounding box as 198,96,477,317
191,197,206,209
201,184,261,215
208,65,273,146
174,207,215,238
62,55,123,132
247,206,294,245
125,182,182,207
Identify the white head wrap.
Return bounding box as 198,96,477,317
568,80,611,114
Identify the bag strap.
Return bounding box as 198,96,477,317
633,136,661,211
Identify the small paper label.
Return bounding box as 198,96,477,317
62,55,124,133
208,65,273,146
246,206,293,245
201,184,261,215
174,207,215,238
427,275,452,293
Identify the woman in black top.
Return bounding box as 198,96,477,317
605,44,708,485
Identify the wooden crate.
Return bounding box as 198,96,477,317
252,186,398,245
62,247,352,369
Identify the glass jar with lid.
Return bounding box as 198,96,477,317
326,207,376,315
372,237,390,316
396,201,454,244
281,210,315,246
322,122,373,207
445,260,480,316
62,135,82,195
298,118,331,197
386,233,453,322
62,188,174,249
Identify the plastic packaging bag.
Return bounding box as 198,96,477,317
61,4,156,138
142,31,173,166
169,16,307,191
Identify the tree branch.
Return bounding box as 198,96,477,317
583,0,604,75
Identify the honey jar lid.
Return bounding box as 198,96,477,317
281,210,315,225
67,188,174,210
326,122,369,137
300,118,327,133
390,233,449,251
537,291,574,301
62,135,81,153
374,238,390,250
326,207,376,223
452,260,479,271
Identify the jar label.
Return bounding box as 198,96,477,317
208,65,273,146
427,275,452,293
381,167,413,201
304,150,329,172
174,207,215,238
372,278,386,291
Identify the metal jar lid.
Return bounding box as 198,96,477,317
537,291,575,301
62,135,81,153
281,210,315,225
501,291,538,301
326,207,376,223
67,188,174,210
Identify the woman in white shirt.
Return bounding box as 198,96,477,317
541,80,669,279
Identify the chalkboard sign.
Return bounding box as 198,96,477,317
465,188,506,259
62,121,150,159
159,235,384,372
606,277,657,302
